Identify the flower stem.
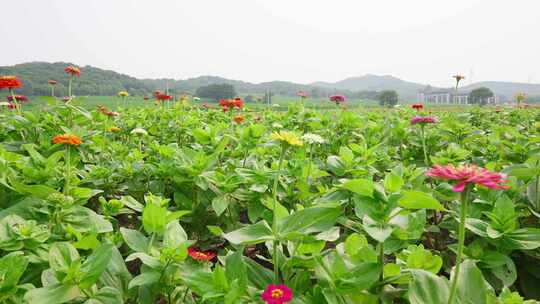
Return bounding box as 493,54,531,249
378,241,385,303
447,187,470,304
272,145,286,283
420,126,430,166
306,144,314,185
64,145,71,195
68,76,73,99
9,89,21,115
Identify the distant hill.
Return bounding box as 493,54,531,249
311,74,428,99
1,62,539,101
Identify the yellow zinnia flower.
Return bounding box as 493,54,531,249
270,131,303,147
108,126,121,133
118,91,129,97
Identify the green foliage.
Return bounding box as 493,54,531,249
195,83,237,101
469,87,495,105
377,90,399,107
0,100,539,303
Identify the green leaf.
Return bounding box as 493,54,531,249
79,244,114,289
212,196,230,217
48,242,80,273
341,178,374,197
11,182,59,199
0,251,28,291
384,172,404,193
223,221,274,245
363,215,394,243
87,287,123,304
455,260,487,304
244,257,274,289
409,270,449,304
344,233,369,256
128,271,161,289
398,191,443,211
125,253,161,268
337,263,381,291
501,228,540,250
120,228,149,253
277,207,341,238
24,284,81,304
142,204,167,235
207,225,224,236
403,245,442,274
225,251,248,291
163,220,188,248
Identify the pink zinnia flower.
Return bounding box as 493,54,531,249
297,91,308,99
261,285,292,304
329,95,346,104
411,116,438,125
426,164,509,192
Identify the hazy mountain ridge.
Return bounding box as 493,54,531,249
1,62,539,99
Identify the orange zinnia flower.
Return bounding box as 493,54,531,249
48,80,58,85
52,134,83,146
188,247,216,262
0,76,23,90
233,115,245,124
64,66,81,77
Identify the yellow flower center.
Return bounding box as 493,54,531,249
271,289,284,299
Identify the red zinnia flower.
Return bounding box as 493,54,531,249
411,104,424,110
233,97,244,109
7,95,29,103
188,247,216,262
7,103,17,110
426,164,509,192
155,92,172,101
48,80,58,85
329,95,346,104
0,76,23,90
261,284,293,304
411,116,438,125
64,66,81,77
52,134,83,146
233,115,245,124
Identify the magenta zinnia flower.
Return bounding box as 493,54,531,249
426,164,509,192
411,116,438,125
261,285,292,304
7,95,29,103
329,94,346,104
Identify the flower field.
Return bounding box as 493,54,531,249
1,73,540,304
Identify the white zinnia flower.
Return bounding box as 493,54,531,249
302,133,326,144
131,128,148,136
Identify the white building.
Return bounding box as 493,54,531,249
418,89,499,105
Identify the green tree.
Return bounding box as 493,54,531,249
469,87,494,105
244,95,254,103
195,84,236,101
377,90,399,107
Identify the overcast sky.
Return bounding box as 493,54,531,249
2,0,539,87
